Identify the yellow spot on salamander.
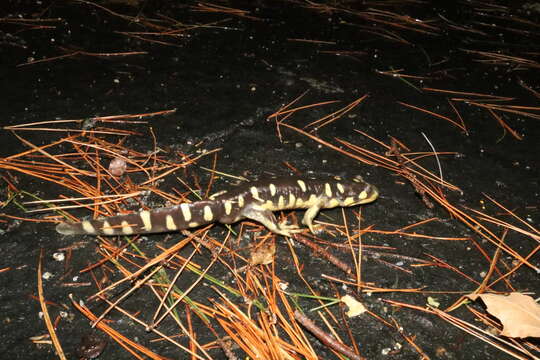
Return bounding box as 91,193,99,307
188,222,199,228
82,221,96,234
297,180,307,192
328,198,340,208
264,200,276,210
203,205,213,221
359,191,367,200
269,183,277,196
295,197,304,207
224,200,233,215
325,183,332,198
121,221,133,235
337,183,345,193
166,215,177,230
180,203,191,221
102,221,114,235
250,186,262,201
140,210,152,231
238,195,245,208
288,193,296,207
278,195,285,209
343,197,355,206
307,194,319,206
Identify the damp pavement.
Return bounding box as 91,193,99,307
1,1,539,359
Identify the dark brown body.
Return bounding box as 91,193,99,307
56,176,378,237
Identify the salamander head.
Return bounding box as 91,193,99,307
334,175,379,207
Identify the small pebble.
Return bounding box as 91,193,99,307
108,157,127,177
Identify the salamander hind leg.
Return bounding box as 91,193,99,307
242,206,302,237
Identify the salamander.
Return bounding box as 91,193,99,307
56,175,378,237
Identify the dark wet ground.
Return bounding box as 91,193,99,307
1,1,539,359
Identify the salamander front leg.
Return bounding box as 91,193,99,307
302,204,323,234
242,207,302,237
276,219,303,237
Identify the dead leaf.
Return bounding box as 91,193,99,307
467,292,540,338
341,295,367,317
249,241,275,265
427,296,440,308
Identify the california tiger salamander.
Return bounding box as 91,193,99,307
56,175,378,237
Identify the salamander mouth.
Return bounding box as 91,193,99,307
358,184,379,204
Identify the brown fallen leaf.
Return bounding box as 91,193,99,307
467,292,540,338
341,295,367,318
249,241,275,265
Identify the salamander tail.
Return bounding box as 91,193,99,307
56,222,81,235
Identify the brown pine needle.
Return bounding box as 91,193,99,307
193,2,261,21
397,101,467,132
483,194,540,236
467,208,540,242
464,101,540,120
26,192,142,213
488,245,540,289
11,131,96,176
146,286,213,359
270,99,341,120
24,192,142,205
472,230,506,295
432,307,534,360
447,98,468,134
304,94,368,130
71,295,189,360
151,232,229,330
422,87,514,100
64,139,151,176
487,109,523,140
140,148,222,186
88,233,199,301
37,249,67,360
